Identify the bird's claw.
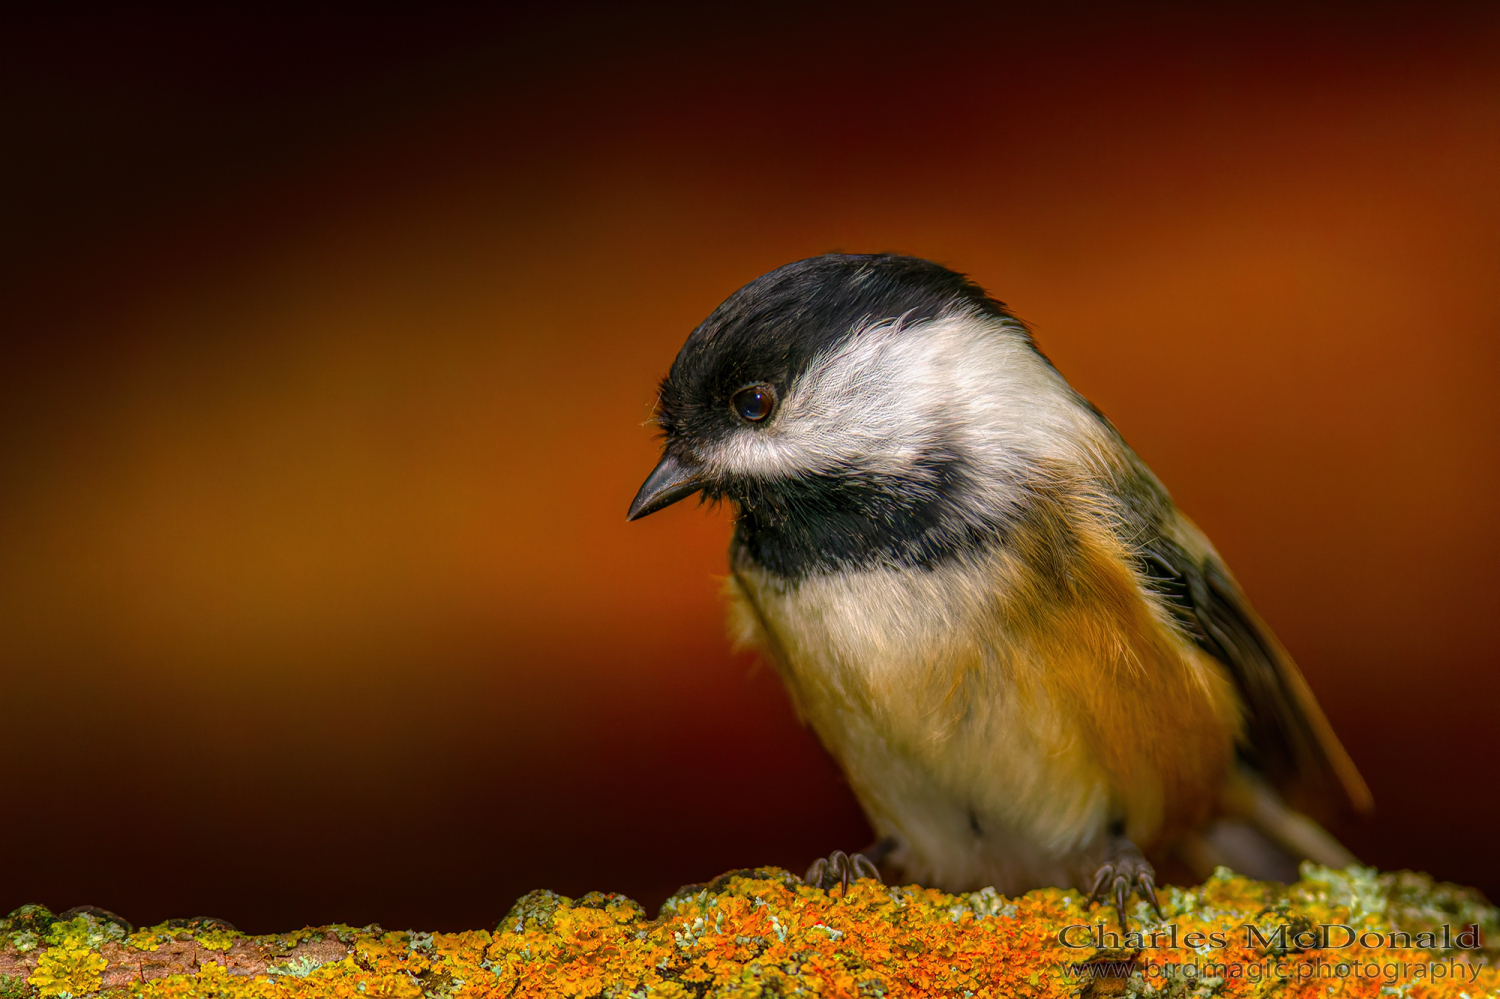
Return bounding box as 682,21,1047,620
804,849,882,896
1087,851,1164,927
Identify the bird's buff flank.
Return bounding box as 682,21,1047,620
628,254,1371,925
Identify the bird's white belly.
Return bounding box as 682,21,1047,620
730,559,1117,895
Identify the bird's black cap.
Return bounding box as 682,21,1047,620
654,253,1014,444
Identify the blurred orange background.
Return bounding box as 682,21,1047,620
2,5,1496,932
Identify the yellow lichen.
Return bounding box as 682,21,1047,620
193,928,241,953
6,866,1497,999
28,942,106,998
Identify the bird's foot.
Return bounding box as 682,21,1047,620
803,837,897,895
1087,838,1164,928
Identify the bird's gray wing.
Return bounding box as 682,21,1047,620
1134,512,1372,815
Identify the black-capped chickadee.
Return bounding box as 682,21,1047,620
628,254,1370,923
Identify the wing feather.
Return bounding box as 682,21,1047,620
1138,513,1372,815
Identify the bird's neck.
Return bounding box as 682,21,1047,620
728,455,1008,579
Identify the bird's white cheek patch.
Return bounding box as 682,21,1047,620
697,313,1095,489
698,319,967,481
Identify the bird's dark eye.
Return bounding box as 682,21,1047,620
731,383,777,423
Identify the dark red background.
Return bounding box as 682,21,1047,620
2,4,1496,932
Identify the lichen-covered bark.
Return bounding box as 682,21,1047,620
1,865,1494,998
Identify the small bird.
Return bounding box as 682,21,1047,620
628,254,1370,923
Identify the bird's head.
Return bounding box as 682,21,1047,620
628,253,1083,576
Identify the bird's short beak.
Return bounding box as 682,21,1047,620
627,452,707,521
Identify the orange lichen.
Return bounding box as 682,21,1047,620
2,865,1495,999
